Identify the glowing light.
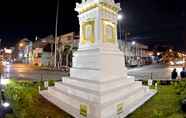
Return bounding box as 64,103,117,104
149,53,153,56
2,61,10,66
169,61,174,66
157,52,160,56
169,49,173,52
5,65,10,72
175,60,185,65
1,79,10,85
19,43,24,47
117,14,123,20
4,49,12,54
132,41,136,45
2,102,10,108
19,53,23,58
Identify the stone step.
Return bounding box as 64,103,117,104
101,86,148,107
40,90,91,118
70,67,100,80
55,80,142,98
43,85,153,118
63,77,136,92
102,88,155,118
51,82,146,105
70,68,127,81
65,76,135,84
46,87,101,118
48,86,98,104
122,91,156,118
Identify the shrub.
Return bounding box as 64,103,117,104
5,80,72,118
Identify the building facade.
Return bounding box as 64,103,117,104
118,40,149,66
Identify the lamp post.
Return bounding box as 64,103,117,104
117,14,123,41
54,0,59,68
118,13,128,65
117,13,123,57
0,39,2,50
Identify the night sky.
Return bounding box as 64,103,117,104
0,0,186,51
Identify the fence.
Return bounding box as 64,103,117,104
128,72,171,80
1,71,171,81
1,71,69,81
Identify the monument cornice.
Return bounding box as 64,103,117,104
76,1,120,15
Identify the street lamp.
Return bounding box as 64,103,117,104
19,43,24,48
132,41,136,45
117,14,123,41
2,102,10,108
54,0,60,68
117,13,130,66
117,14,123,21
117,13,124,60
0,39,2,50
169,49,173,52
157,52,160,56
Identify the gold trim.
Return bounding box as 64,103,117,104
102,20,117,44
80,23,86,45
81,20,95,45
78,3,119,15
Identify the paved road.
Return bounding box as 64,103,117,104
128,64,183,80
2,64,183,81
2,64,67,81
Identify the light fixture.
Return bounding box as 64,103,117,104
117,14,123,20
132,41,136,45
2,102,10,108
1,79,10,85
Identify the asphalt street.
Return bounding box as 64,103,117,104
1,64,183,81
128,64,183,80
2,64,66,81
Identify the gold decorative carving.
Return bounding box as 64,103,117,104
103,20,117,43
78,3,119,15
81,21,95,45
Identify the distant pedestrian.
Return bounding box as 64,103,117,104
180,67,186,79
171,68,178,80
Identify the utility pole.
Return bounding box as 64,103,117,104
124,24,128,65
54,0,59,68
0,39,2,49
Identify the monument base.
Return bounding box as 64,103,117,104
40,76,155,118
40,48,156,118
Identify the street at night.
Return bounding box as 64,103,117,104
3,64,66,81
0,0,186,118
2,63,184,81
128,64,184,80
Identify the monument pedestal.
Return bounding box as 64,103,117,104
40,47,155,118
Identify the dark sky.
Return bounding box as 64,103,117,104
121,0,186,51
0,0,186,51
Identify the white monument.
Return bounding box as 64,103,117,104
40,0,156,118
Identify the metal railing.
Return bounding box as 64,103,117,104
128,72,171,80
1,71,69,81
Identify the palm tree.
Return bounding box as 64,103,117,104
63,45,72,67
